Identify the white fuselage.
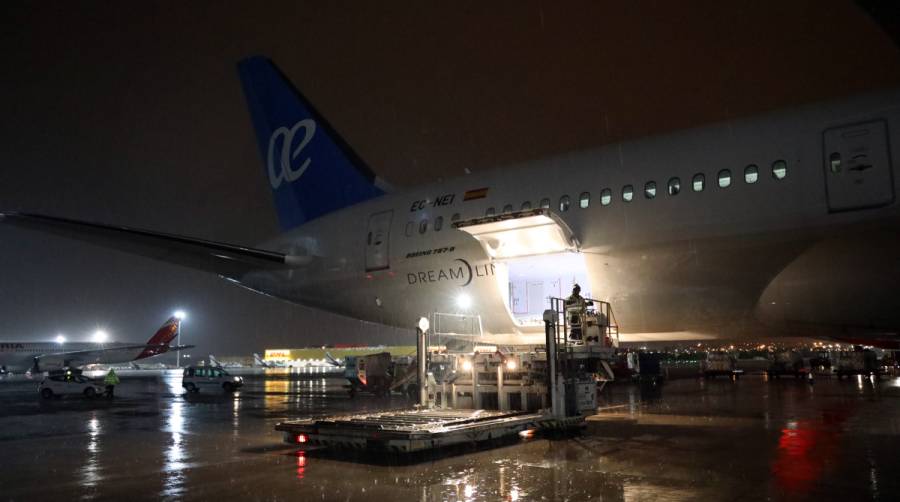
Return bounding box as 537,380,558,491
238,90,900,343
0,342,146,373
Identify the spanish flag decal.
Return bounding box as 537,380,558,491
463,187,489,201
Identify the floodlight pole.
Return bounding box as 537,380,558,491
177,323,181,369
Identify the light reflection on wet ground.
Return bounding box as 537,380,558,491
0,369,898,501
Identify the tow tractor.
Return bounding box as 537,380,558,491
276,297,619,456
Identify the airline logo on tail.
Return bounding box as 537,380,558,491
267,119,317,189
237,55,385,230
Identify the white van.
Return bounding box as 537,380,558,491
181,366,243,393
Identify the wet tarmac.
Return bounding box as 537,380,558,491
1,369,898,501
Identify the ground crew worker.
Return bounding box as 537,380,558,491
565,284,588,340
104,368,120,398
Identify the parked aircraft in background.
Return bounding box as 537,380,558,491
0,316,191,373
253,353,272,368
2,57,898,347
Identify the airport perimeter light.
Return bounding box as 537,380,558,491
55,334,66,344
173,310,187,368
92,330,108,344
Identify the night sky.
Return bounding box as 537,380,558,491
1,1,899,356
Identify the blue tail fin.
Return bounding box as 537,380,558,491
237,56,384,230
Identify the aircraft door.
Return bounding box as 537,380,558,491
365,210,393,272
823,120,894,212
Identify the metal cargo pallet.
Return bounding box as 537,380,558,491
276,408,584,453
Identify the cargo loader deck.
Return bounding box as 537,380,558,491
276,408,584,453
275,300,616,457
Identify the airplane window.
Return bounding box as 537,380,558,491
772,160,787,180
579,192,590,209
667,177,681,196
419,220,428,234
434,216,443,231
539,198,550,209
367,232,372,245
559,195,571,212
600,188,612,206
717,169,732,188
744,164,759,184
521,201,532,210
502,204,513,213
451,213,461,222
486,207,495,217
829,153,842,173
405,222,413,237
692,173,705,192
622,185,634,202
644,181,657,199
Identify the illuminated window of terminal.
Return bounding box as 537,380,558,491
717,169,732,188
622,185,634,202
579,192,590,209
692,173,705,192
644,181,657,199
559,195,571,212
521,201,532,210
434,216,443,231
667,177,681,196
600,188,612,206
744,164,759,184
539,198,550,209
486,207,495,217
772,160,787,180
418,220,428,234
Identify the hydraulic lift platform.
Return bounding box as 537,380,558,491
276,297,617,457
276,408,583,453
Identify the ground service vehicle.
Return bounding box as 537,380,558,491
182,366,243,393
38,370,104,399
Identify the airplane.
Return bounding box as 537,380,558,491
253,353,273,368
1,56,899,348
0,316,193,374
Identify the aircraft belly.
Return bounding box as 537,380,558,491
757,229,900,336
584,233,814,337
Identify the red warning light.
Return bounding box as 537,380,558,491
296,434,308,444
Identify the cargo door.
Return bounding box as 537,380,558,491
453,208,579,259
823,120,894,212
365,210,392,271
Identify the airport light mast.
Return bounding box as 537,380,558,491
174,310,186,368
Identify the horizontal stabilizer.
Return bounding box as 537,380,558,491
0,212,311,279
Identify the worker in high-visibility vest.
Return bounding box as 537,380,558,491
104,368,120,398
